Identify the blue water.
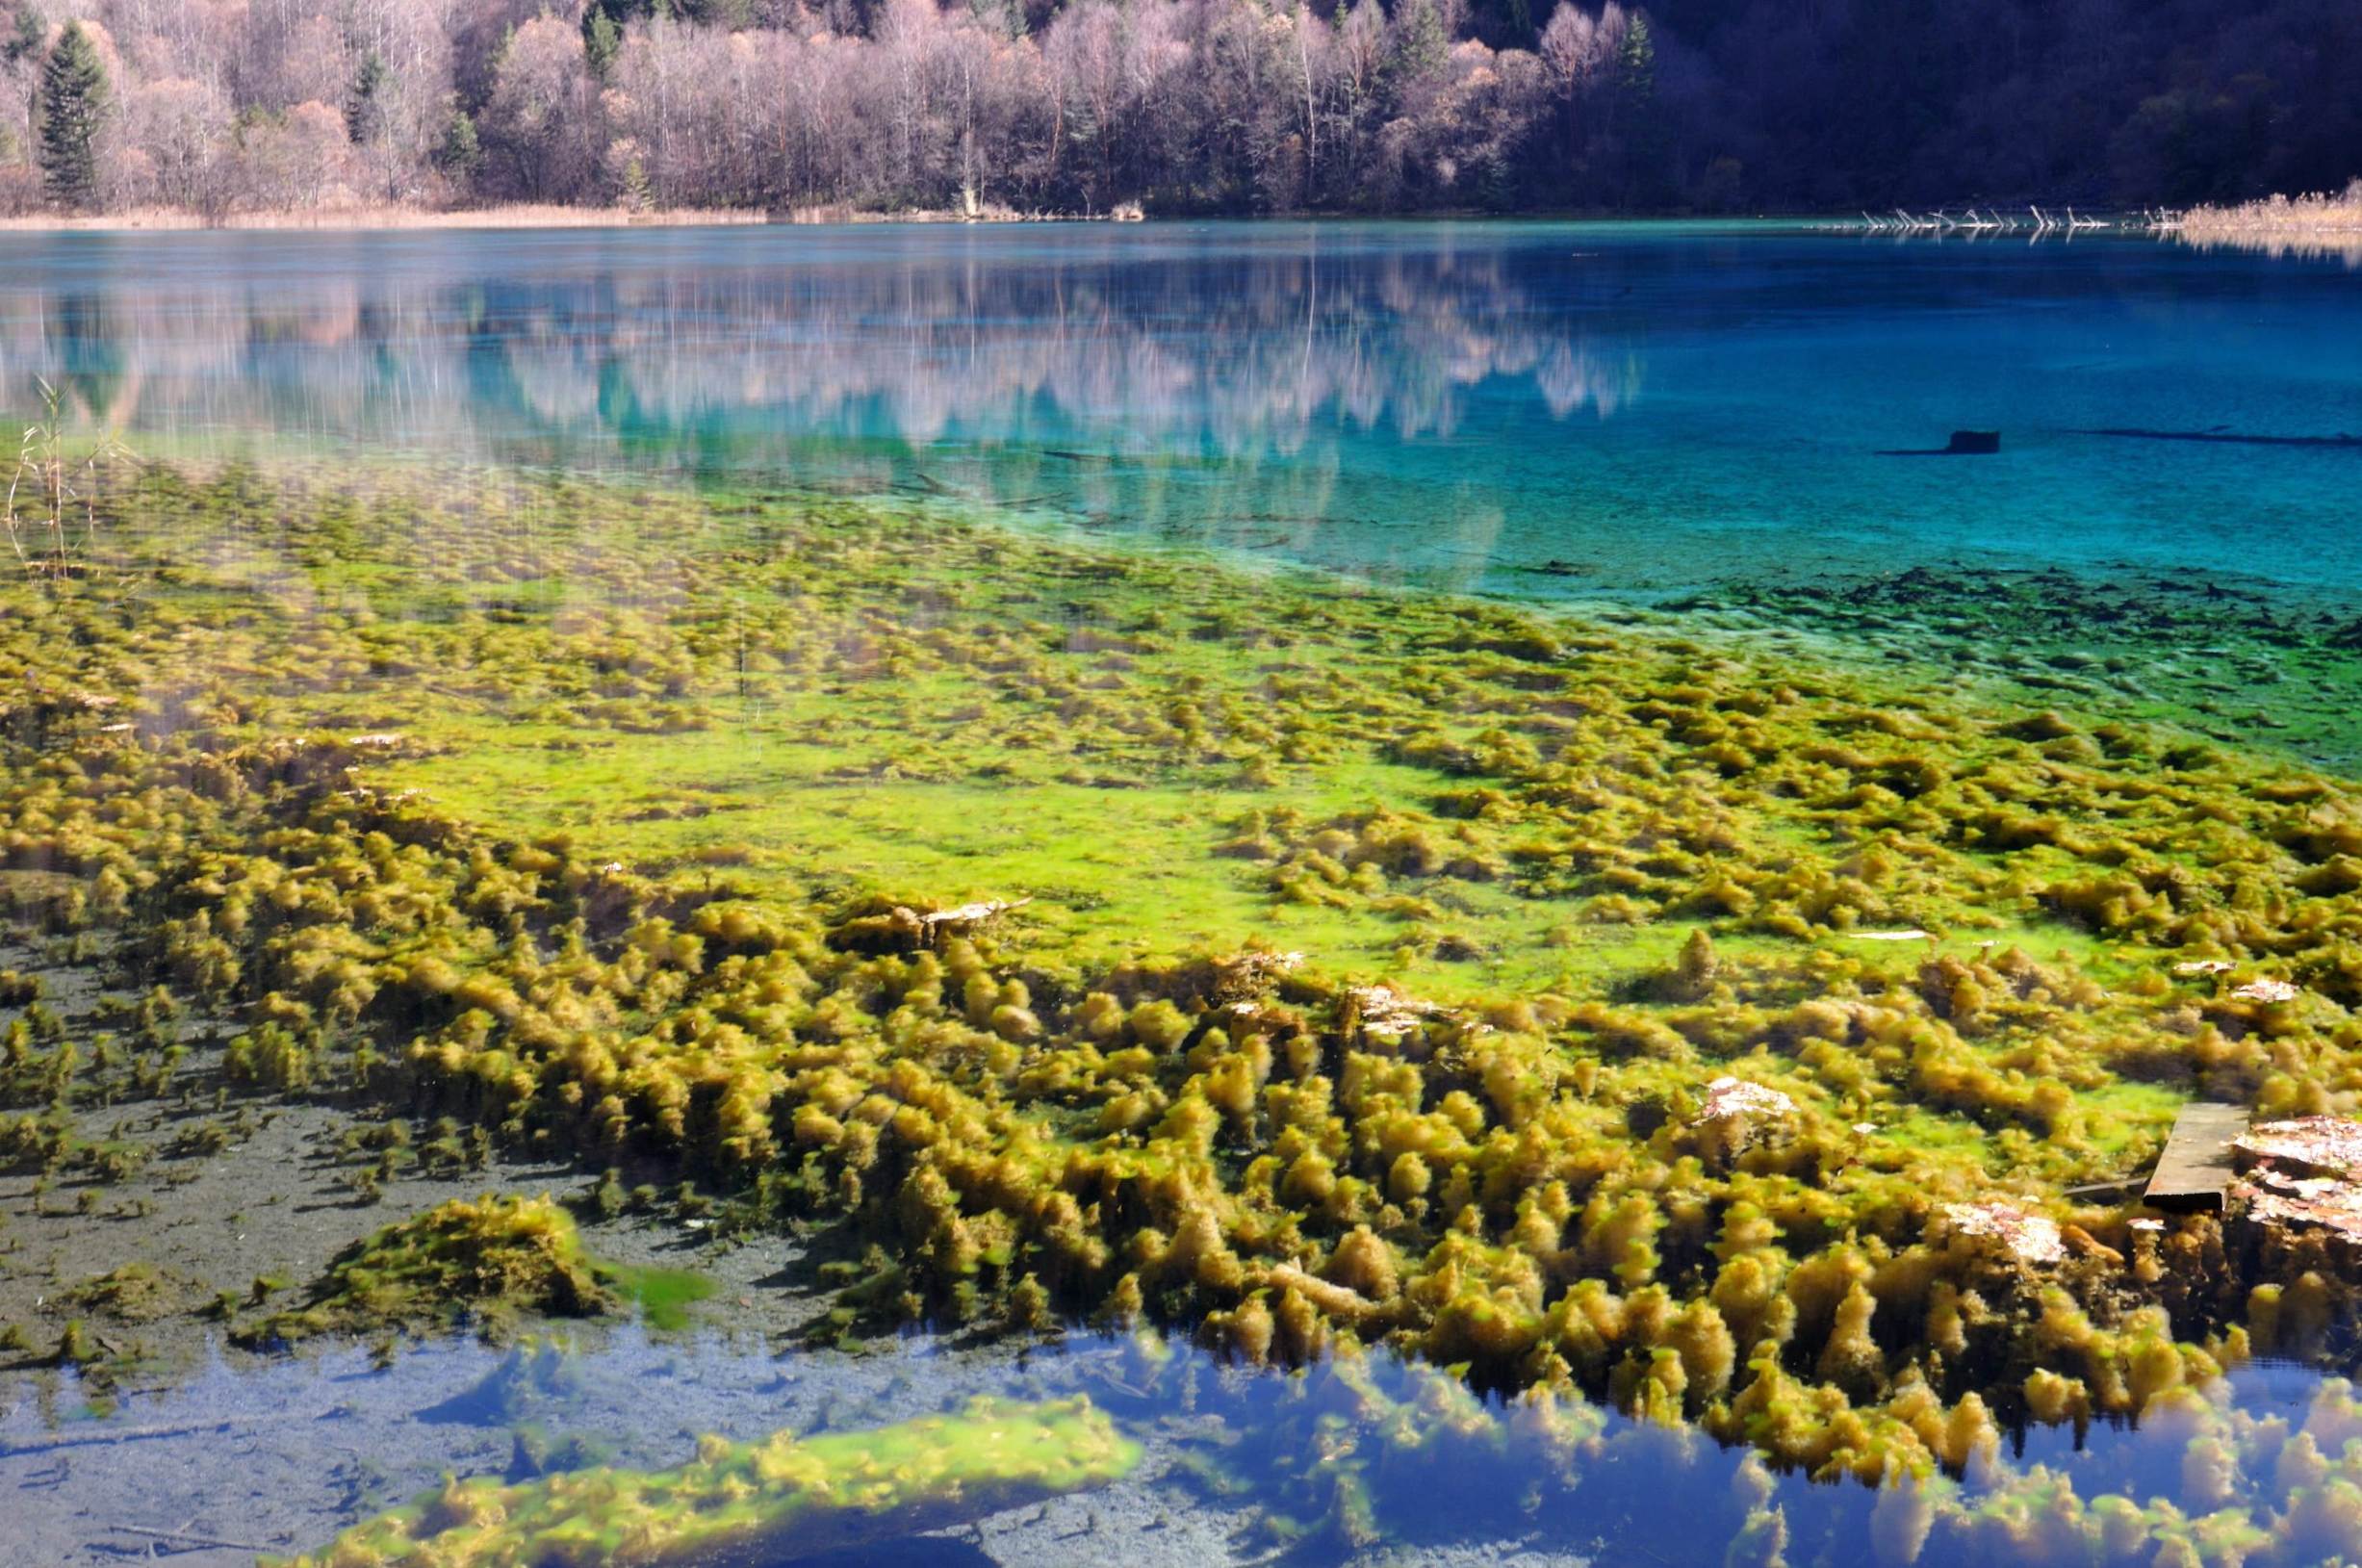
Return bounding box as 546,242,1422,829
3,221,2357,601
4,1321,2348,1568
5,224,2362,1564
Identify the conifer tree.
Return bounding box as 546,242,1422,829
621,153,654,212
347,51,393,144
1614,12,1656,117
1613,12,1664,203
38,20,109,211
583,6,621,83
1385,0,1448,103
434,108,484,189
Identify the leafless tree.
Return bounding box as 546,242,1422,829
481,15,603,201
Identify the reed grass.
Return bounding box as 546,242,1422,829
2165,180,2362,265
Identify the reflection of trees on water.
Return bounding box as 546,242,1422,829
0,241,1642,574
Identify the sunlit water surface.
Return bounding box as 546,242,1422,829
7,1324,2356,1568
2,221,2357,600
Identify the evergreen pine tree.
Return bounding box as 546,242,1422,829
1385,0,1448,99
583,6,621,82
37,20,109,211
434,108,484,189
347,50,392,144
621,154,654,213
1614,13,1656,117
1613,12,1665,204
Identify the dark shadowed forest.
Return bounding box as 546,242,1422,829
4,0,2360,221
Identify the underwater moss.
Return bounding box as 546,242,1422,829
266,1394,1140,1568
236,1195,612,1347
6,461,2362,1498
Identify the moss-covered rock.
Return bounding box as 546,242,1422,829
236,1195,613,1347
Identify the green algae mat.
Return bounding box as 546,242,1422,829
266,1394,1139,1566
7,461,2362,1529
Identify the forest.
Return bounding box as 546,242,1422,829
1,0,2359,223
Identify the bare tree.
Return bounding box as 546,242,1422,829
1043,1,1120,207
481,15,602,202
235,98,352,209
119,75,232,213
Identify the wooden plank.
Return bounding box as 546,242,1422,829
2144,1101,2250,1210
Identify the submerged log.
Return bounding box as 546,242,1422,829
2076,426,2362,449
1874,429,2001,457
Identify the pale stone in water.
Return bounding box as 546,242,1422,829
1694,1076,1797,1123
1940,1200,2066,1264
1348,984,1452,1040
2235,1116,2362,1178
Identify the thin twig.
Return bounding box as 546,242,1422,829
102,1523,276,1554
0,1417,235,1457
1,1399,349,1459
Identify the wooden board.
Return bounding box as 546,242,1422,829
2144,1101,2250,1210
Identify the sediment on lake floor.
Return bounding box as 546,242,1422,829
6,460,2362,1527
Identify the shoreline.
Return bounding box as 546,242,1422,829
0,202,1143,234
0,203,767,233
0,203,2145,235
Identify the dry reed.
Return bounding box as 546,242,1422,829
2163,180,2362,265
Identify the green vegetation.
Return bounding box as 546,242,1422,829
5,373,134,586
6,460,2362,1519
1698,565,2362,775
236,1195,612,1347
601,1263,717,1332
34,21,109,211
267,1394,1140,1567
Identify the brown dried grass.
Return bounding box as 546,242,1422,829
2165,180,2362,266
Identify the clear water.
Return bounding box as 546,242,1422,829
6,223,2361,1565
8,1322,2353,1568
3,222,2357,602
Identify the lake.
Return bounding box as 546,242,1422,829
3,222,2361,1568
5,221,2358,599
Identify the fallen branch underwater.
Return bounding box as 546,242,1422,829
100,1521,280,1554
2075,426,2362,449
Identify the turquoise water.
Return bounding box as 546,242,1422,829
7,222,2362,1565
3,221,2357,602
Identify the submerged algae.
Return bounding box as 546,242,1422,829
6,462,2362,1526
237,1195,613,1348
268,1394,1140,1567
